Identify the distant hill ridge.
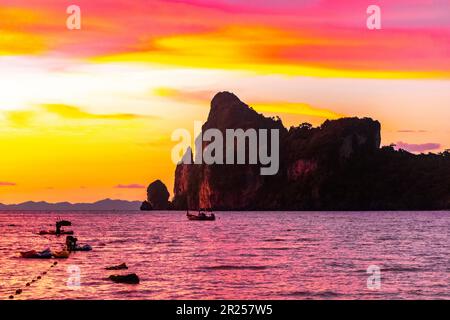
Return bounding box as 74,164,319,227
0,198,142,211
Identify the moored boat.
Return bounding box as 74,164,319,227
20,248,52,259
38,219,73,236
186,209,216,221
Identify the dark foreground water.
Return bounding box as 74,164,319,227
0,211,448,300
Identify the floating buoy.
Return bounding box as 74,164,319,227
8,259,62,299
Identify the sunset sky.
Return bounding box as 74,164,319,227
0,0,449,204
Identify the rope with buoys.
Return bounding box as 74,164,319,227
9,218,77,299
8,261,59,299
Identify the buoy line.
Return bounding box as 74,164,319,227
8,261,59,299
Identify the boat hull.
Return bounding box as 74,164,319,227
39,230,74,235
187,214,216,221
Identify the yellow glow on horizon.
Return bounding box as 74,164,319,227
0,104,174,204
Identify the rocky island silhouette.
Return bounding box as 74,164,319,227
142,92,450,211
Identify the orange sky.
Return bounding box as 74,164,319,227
1,0,449,203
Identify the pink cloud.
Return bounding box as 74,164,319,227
0,181,16,186
3,0,449,75
395,141,441,153
114,184,145,189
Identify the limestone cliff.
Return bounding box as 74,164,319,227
172,92,450,210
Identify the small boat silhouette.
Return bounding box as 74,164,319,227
38,219,73,236
186,209,216,221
